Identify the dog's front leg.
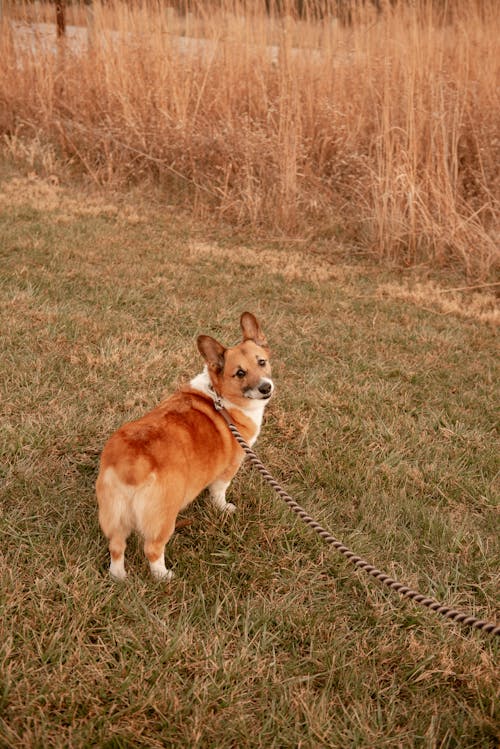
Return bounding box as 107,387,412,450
208,478,236,514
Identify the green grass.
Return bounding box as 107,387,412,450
0,165,498,748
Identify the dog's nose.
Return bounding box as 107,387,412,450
258,381,272,396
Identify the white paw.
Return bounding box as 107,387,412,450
109,566,127,581
152,568,174,582
150,559,175,581
210,495,236,514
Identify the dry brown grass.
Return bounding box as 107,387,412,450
1,0,499,280
378,280,500,325
0,171,146,223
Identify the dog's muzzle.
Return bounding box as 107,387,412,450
246,379,274,400
258,381,273,398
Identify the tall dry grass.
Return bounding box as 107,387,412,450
1,0,499,279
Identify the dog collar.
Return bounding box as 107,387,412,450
207,383,224,412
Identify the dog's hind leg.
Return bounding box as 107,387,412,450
108,532,128,580
139,481,178,581
143,521,176,581
97,468,132,580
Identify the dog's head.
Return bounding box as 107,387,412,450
197,312,274,408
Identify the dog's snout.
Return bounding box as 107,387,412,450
258,381,272,396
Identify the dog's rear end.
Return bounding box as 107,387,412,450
96,312,273,581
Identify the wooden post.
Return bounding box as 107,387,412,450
55,0,66,37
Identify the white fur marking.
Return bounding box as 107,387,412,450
109,557,126,581
190,366,270,446
149,557,174,581
209,479,236,514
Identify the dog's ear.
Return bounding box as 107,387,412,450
240,312,268,348
197,335,226,373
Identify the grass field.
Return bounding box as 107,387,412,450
0,161,498,747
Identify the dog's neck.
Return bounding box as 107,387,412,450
190,366,267,442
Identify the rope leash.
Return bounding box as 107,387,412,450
215,404,500,637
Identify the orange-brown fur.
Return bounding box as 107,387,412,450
96,312,273,581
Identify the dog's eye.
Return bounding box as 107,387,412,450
258,359,267,367
235,369,246,379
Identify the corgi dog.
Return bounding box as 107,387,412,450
96,312,273,581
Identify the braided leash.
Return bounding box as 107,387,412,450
215,403,500,637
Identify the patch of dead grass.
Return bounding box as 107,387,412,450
0,173,145,224
378,280,499,325
189,240,341,284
